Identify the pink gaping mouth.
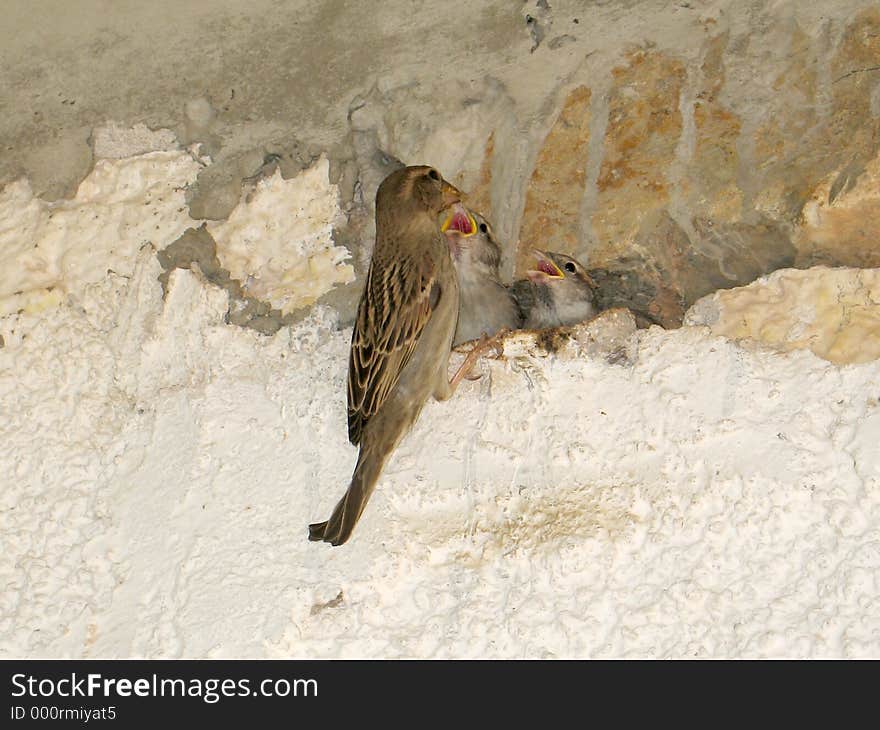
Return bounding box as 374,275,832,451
536,259,561,277
528,250,564,279
441,205,477,236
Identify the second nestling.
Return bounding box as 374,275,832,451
511,249,598,330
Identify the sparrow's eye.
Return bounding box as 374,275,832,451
427,168,441,182
564,262,576,273
479,222,488,234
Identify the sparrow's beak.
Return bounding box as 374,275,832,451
440,202,477,237
526,249,564,282
441,181,462,210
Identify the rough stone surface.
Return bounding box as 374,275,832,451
591,49,686,265
5,1,880,324
517,85,591,276
797,152,880,269
682,31,742,223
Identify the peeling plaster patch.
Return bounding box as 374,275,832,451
207,157,354,314
685,266,880,364
0,150,202,316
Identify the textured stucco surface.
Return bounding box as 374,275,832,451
686,266,880,364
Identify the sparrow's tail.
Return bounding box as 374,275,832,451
308,445,387,546
309,395,418,546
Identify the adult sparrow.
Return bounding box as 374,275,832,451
309,166,481,546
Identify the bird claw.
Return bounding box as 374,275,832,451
449,332,508,391
486,328,509,358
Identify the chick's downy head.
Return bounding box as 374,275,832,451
522,249,597,327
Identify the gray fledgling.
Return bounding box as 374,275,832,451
309,165,481,547
441,207,521,346
511,249,597,329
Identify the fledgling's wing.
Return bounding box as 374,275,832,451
347,241,442,446
510,279,535,325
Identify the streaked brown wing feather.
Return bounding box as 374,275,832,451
347,251,437,445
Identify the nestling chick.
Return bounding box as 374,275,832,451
309,165,482,547
511,249,597,329
441,206,521,346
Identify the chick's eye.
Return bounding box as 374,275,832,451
479,223,488,234
427,169,441,182
564,262,576,273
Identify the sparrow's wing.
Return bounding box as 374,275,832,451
347,245,441,446
510,279,535,323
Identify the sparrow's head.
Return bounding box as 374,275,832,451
377,165,462,220
526,250,594,288
525,249,597,325
442,208,502,276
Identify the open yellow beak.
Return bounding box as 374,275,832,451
440,204,478,237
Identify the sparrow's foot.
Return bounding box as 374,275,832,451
486,328,510,357
449,334,496,392
464,330,509,379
